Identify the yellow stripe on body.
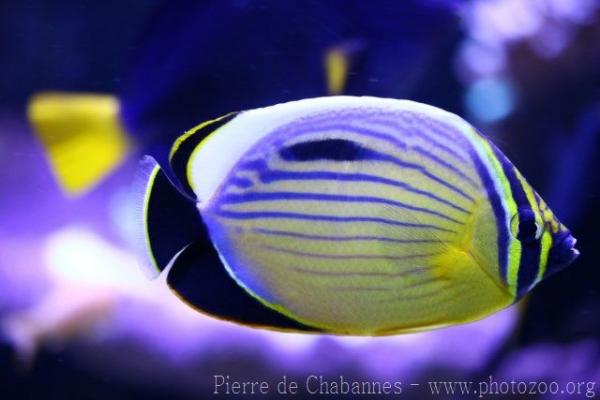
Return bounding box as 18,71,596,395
459,129,521,298
196,99,524,333
538,196,560,234
537,231,552,282
514,171,538,212
208,130,473,332
514,171,552,285
288,128,481,197
226,162,472,224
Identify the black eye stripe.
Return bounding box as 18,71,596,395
487,141,543,298
517,209,540,242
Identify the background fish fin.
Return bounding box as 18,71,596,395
168,112,238,198
133,156,204,279
27,92,131,196
324,40,365,95
166,241,322,333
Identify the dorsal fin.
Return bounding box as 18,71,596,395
169,112,238,198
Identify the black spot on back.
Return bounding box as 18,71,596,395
279,138,377,161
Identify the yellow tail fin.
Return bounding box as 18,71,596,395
27,92,132,196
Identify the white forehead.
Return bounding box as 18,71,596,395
188,95,470,207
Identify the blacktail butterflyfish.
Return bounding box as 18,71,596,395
135,96,579,335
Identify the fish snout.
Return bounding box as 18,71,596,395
547,233,579,277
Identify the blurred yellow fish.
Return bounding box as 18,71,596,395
27,92,131,196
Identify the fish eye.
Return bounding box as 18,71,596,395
510,209,544,243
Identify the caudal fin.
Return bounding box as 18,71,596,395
133,156,320,332
132,155,204,278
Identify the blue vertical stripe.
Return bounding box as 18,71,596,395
469,147,510,284
487,142,541,298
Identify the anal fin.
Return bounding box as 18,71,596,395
166,242,322,332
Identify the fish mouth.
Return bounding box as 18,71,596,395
569,247,580,262
563,235,579,259
552,233,580,266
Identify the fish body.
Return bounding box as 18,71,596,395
137,96,578,335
